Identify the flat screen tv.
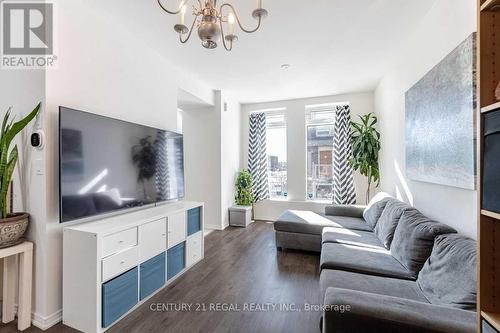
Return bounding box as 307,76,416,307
59,107,184,223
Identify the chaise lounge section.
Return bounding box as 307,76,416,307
274,206,372,252
273,193,477,333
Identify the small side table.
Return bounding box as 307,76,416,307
1,241,33,331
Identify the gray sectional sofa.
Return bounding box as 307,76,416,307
273,193,477,333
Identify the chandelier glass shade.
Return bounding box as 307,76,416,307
157,0,268,51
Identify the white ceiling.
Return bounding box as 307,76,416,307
93,0,436,104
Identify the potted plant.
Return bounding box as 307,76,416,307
0,103,41,248
349,112,381,204
229,170,255,227
235,169,254,206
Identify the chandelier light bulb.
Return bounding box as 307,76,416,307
228,13,235,35
179,4,186,25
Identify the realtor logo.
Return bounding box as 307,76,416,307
1,1,57,69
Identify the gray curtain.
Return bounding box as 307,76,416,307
333,105,356,204
248,113,269,202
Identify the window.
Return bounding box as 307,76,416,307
266,114,287,199
306,105,338,201
315,126,332,137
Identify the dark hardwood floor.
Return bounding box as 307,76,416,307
0,221,321,333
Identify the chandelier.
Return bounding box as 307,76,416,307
157,0,268,51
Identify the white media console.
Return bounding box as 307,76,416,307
62,201,204,333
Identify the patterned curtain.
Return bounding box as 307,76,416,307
248,113,269,202
333,105,356,204
155,130,168,201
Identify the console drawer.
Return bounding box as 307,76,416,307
102,267,138,328
168,212,186,248
186,232,202,267
140,252,166,300
102,246,138,282
167,241,185,280
187,207,201,236
102,227,138,258
139,219,167,262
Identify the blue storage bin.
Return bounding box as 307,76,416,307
102,267,138,328
187,207,201,236
140,252,166,300
167,242,185,280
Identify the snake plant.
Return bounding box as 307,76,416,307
0,103,41,219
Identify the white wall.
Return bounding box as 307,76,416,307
183,92,242,230
183,103,222,230
374,0,477,238
30,0,215,327
0,69,46,319
0,71,45,219
221,97,242,228
241,92,375,221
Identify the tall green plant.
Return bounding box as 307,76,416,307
235,170,254,206
0,103,41,219
350,112,381,204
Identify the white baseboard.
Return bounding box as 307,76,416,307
2,304,62,331
32,309,62,330
204,224,226,231
254,216,275,222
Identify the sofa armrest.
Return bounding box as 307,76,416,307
324,205,365,218
322,288,476,333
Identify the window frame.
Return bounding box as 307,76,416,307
265,113,288,200
305,103,348,202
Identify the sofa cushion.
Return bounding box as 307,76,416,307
274,210,341,235
325,205,365,218
321,215,373,232
322,227,385,250
320,269,428,303
390,210,457,277
374,199,413,249
320,242,415,280
417,234,477,310
363,192,392,229
322,288,477,333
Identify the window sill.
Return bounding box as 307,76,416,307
267,197,289,202
306,199,332,204
259,198,332,204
